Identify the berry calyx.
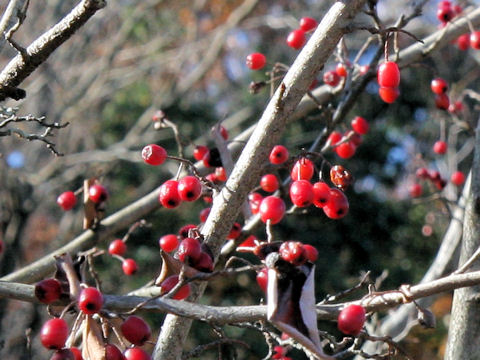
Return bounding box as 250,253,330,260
337,304,366,336
122,258,138,275
377,61,400,88
260,174,279,193
177,237,202,262
323,188,349,219
289,180,314,207
159,180,181,208
78,287,103,315
269,145,289,165
177,176,202,202
141,144,167,166
351,116,369,135
159,275,191,300
259,196,286,225
108,239,127,256
299,17,317,32
40,318,69,350
246,53,267,70
159,234,179,252
286,29,306,49
430,78,448,94
121,316,151,346
378,86,400,104
290,157,314,181
279,241,306,266
89,184,108,203
35,278,62,304
433,140,447,155
124,348,151,360
312,181,331,208
451,171,465,186
57,191,77,211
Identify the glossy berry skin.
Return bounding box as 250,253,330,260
323,71,340,87
177,237,202,262
259,196,286,225
50,349,75,360
192,251,214,272
70,347,83,360
323,188,349,219
193,145,209,161
338,304,366,336
89,184,108,204
431,78,448,94
40,318,69,350
351,116,369,135
409,183,422,198
286,29,306,49
336,63,348,77
57,191,77,211
457,33,470,50
303,244,318,262
159,275,191,300
178,224,197,239
256,267,268,293
330,165,353,190
378,86,399,104
312,182,331,208
451,171,465,186
105,344,125,360
215,167,227,182
299,17,317,32
121,315,151,346
470,31,480,49
289,180,314,207
437,6,454,23
335,141,356,159
177,176,202,202
159,234,179,252
122,258,138,275
249,192,263,214
377,61,400,87
279,241,306,266
269,145,289,165
141,144,167,166
35,278,62,304
108,239,127,256
290,158,314,181
433,140,447,155
124,348,151,360
260,174,279,193
78,287,103,315
327,131,342,146
159,180,181,208
246,52,267,70
435,93,450,110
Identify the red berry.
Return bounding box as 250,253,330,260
219,125,229,140
199,207,211,223
451,171,465,186
327,131,342,146
159,275,191,300
299,17,317,32
124,348,151,360
141,144,167,166
409,183,422,198
105,344,124,360
335,141,356,159
89,184,108,203
249,192,263,214
437,6,454,22
122,258,138,275
177,176,202,202
330,165,354,190
78,287,103,315
202,148,222,167
378,86,399,103
286,29,306,49
433,140,447,154
193,145,209,161
312,182,331,208
457,33,470,50
289,180,314,207
237,235,259,251
51,349,75,360
228,222,242,239
279,241,306,266
259,196,286,225
336,63,348,77
431,78,448,94
269,145,289,165
191,251,214,272
246,52,267,70
35,278,62,304
178,224,197,239
323,70,340,87
290,157,314,181
70,347,83,360
121,316,151,346
215,167,227,182
159,180,181,208
337,304,366,336
471,31,480,49
351,116,369,135
256,268,268,293
177,237,202,262
260,174,280,193
323,188,349,219
377,61,400,88
416,167,430,179
40,318,69,350
159,234,179,252
108,239,127,256
57,191,77,211
302,244,318,262
435,93,450,110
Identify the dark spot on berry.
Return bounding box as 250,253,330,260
168,200,177,206
86,303,95,310
187,191,194,199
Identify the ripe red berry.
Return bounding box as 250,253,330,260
260,174,279,193
335,141,356,159
89,184,108,203
327,131,342,146
256,267,268,293
121,316,151,346
192,251,214,272
433,140,447,154
323,70,340,87
286,29,306,49
338,304,366,336
246,52,267,70
178,224,197,239
78,287,103,315
302,244,318,262
471,31,480,49
279,241,306,266
378,86,399,104
124,348,151,360
105,344,124,360
159,234,179,252
70,347,83,360
159,275,191,300
451,171,465,186
336,63,348,77
57,191,77,211
289,180,314,207
323,188,349,219
228,222,242,239
377,61,400,88
51,349,75,360
299,17,317,32
435,93,450,110
202,148,222,167
312,181,331,208
249,192,263,214
177,237,202,262
269,145,289,165
437,6,454,23
40,318,69,350
122,258,138,275
199,207,211,223
215,167,227,182
159,180,181,208
431,78,448,94
290,157,314,181
457,33,470,50
108,239,127,256
193,145,209,161
259,196,286,225
408,183,423,198
416,167,430,179
219,125,229,140
35,278,62,304
351,116,369,135
141,144,167,166
177,176,202,202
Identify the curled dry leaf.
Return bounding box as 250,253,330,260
82,315,106,360
155,251,205,286
54,253,81,300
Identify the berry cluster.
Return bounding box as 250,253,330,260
327,116,369,159
377,61,400,104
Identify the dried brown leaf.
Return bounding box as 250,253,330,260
82,316,106,360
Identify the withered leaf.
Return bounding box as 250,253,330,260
82,315,106,360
